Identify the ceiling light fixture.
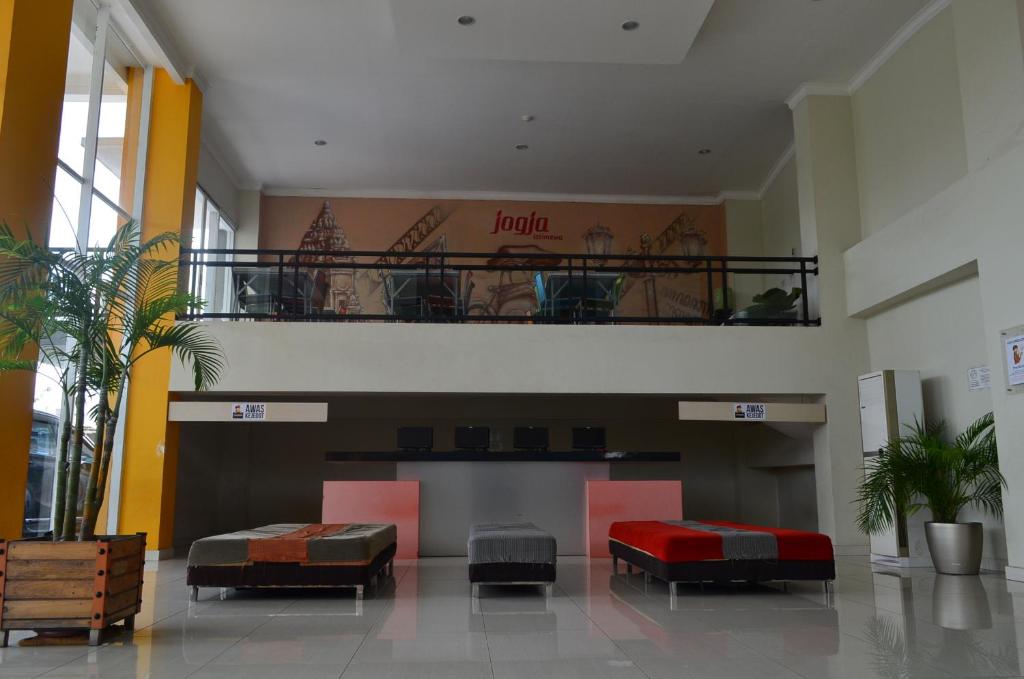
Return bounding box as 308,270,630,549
514,144,530,151
457,15,476,26
697,148,711,155
621,20,639,31
314,139,327,147
521,114,535,122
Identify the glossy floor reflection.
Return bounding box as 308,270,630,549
3,555,1024,678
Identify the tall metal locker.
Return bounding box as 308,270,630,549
857,370,925,562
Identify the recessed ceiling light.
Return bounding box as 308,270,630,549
521,114,535,122
621,20,639,31
314,139,327,146
514,144,529,151
457,15,475,26
697,148,711,155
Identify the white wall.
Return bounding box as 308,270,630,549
841,0,1024,575
851,6,968,238
197,141,241,225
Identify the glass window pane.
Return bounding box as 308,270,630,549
93,62,130,209
50,166,83,249
58,30,95,176
88,194,122,248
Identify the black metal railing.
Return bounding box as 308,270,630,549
178,248,820,326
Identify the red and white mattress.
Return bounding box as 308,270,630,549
609,520,833,563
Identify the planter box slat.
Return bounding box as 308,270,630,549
5,580,94,600
106,573,142,596
107,558,141,577
8,543,96,560
6,560,95,579
3,599,92,619
108,541,142,560
103,588,139,615
103,604,139,626
2,618,92,630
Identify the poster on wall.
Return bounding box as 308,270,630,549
258,196,727,320
1004,326,1024,393
733,403,766,420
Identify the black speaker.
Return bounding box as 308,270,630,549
397,426,433,451
514,426,549,451
572,426,606,451
455,426,490,451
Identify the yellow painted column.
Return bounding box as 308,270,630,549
117,70,202,553
0,0,73,539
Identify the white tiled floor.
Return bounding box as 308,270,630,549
4,555,1024,678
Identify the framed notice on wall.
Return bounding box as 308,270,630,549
1003,326,1024,394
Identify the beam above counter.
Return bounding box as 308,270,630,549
325,450,680,463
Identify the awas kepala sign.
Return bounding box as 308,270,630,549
231,402,267,421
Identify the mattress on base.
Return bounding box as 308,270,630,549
467,523,556,566
187,542,397,588
609,520,833,564
187,523,397,567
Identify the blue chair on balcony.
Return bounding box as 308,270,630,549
534,272,579,319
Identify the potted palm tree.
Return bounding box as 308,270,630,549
0,221,224,645
856,413,1004,575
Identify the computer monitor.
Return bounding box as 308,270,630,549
514,426,549,451
455,426,490,451
572,426,606,451
397,426,433,451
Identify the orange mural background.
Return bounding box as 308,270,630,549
259,195,726,318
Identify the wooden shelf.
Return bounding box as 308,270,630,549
325,450,680,463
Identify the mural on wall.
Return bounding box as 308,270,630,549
261,196,727,318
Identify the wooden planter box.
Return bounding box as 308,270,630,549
0,533,145,646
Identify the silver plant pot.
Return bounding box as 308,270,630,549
925,522,983,575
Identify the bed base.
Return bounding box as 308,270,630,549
468,562,556,601
187,542,397,603
609,540,834,605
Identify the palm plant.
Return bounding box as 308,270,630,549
856,413,1004,534
0,221,225,541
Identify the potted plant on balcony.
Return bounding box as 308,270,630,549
0,221,224,646
732,287,802,323
856,413,1004,575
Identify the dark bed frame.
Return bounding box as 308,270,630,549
609,539,834,601
187,542,397,602
468,562,556,599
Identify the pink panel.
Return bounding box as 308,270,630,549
585,480,683,558
322,481,420,559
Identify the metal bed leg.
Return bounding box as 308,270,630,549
626,563,633,576
644,572,652,585
544,583,553,598
471,583,480,600
2,630,9,648
123,615,135,631
388,559,395,577
189,586,199,602
669,581,679,611
612,555,618,575
88,629,102,647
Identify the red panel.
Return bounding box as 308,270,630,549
700,521,834,561
322,481,419,558
609,521,723,562
585,481,683,558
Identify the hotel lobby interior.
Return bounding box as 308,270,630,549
2,1,1024,677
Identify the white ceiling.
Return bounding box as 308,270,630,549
139,0,933,198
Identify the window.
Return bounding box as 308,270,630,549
51,5,138,250
190,187,237,315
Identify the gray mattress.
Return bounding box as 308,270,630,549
664,520,779,560
468,523,556,566
187,523,397,567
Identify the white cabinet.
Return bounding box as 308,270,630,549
857,370,924,561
